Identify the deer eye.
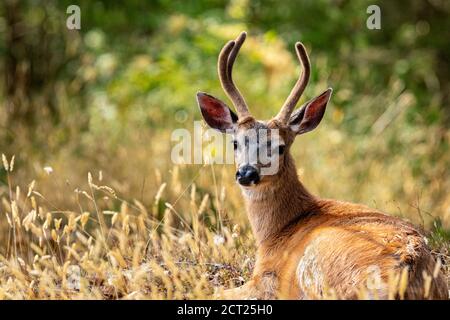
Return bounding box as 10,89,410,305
278,145,286,155
233,140,238,150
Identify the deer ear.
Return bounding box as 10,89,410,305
289,88,332,135
197,92,237,132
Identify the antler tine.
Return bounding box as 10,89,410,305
217,31,251,119
227,32,246,82
275,42,311,124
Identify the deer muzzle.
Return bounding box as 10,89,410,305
236,164,260,186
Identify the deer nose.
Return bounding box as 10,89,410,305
236,165,260,186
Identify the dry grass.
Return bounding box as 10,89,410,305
0,154,255,299
0,83,449,299
0,144,448,299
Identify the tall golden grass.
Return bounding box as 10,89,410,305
0,152,255,299
0,143,448,299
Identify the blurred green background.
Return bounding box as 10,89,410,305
0,0,449,236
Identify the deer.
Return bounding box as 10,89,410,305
196,32,448,300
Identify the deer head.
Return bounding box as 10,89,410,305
197,32,332,188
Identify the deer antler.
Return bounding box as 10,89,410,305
218,31,251,119
275,42,311,124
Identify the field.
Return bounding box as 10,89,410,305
0,0,449,299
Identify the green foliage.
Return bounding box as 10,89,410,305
0,0,449,229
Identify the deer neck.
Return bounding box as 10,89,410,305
240,154,317,245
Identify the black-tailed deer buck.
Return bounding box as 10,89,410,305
196,32,448,299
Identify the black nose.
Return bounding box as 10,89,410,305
236,165,260,186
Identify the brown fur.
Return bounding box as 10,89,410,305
220,124,448,300
200,33,448,300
